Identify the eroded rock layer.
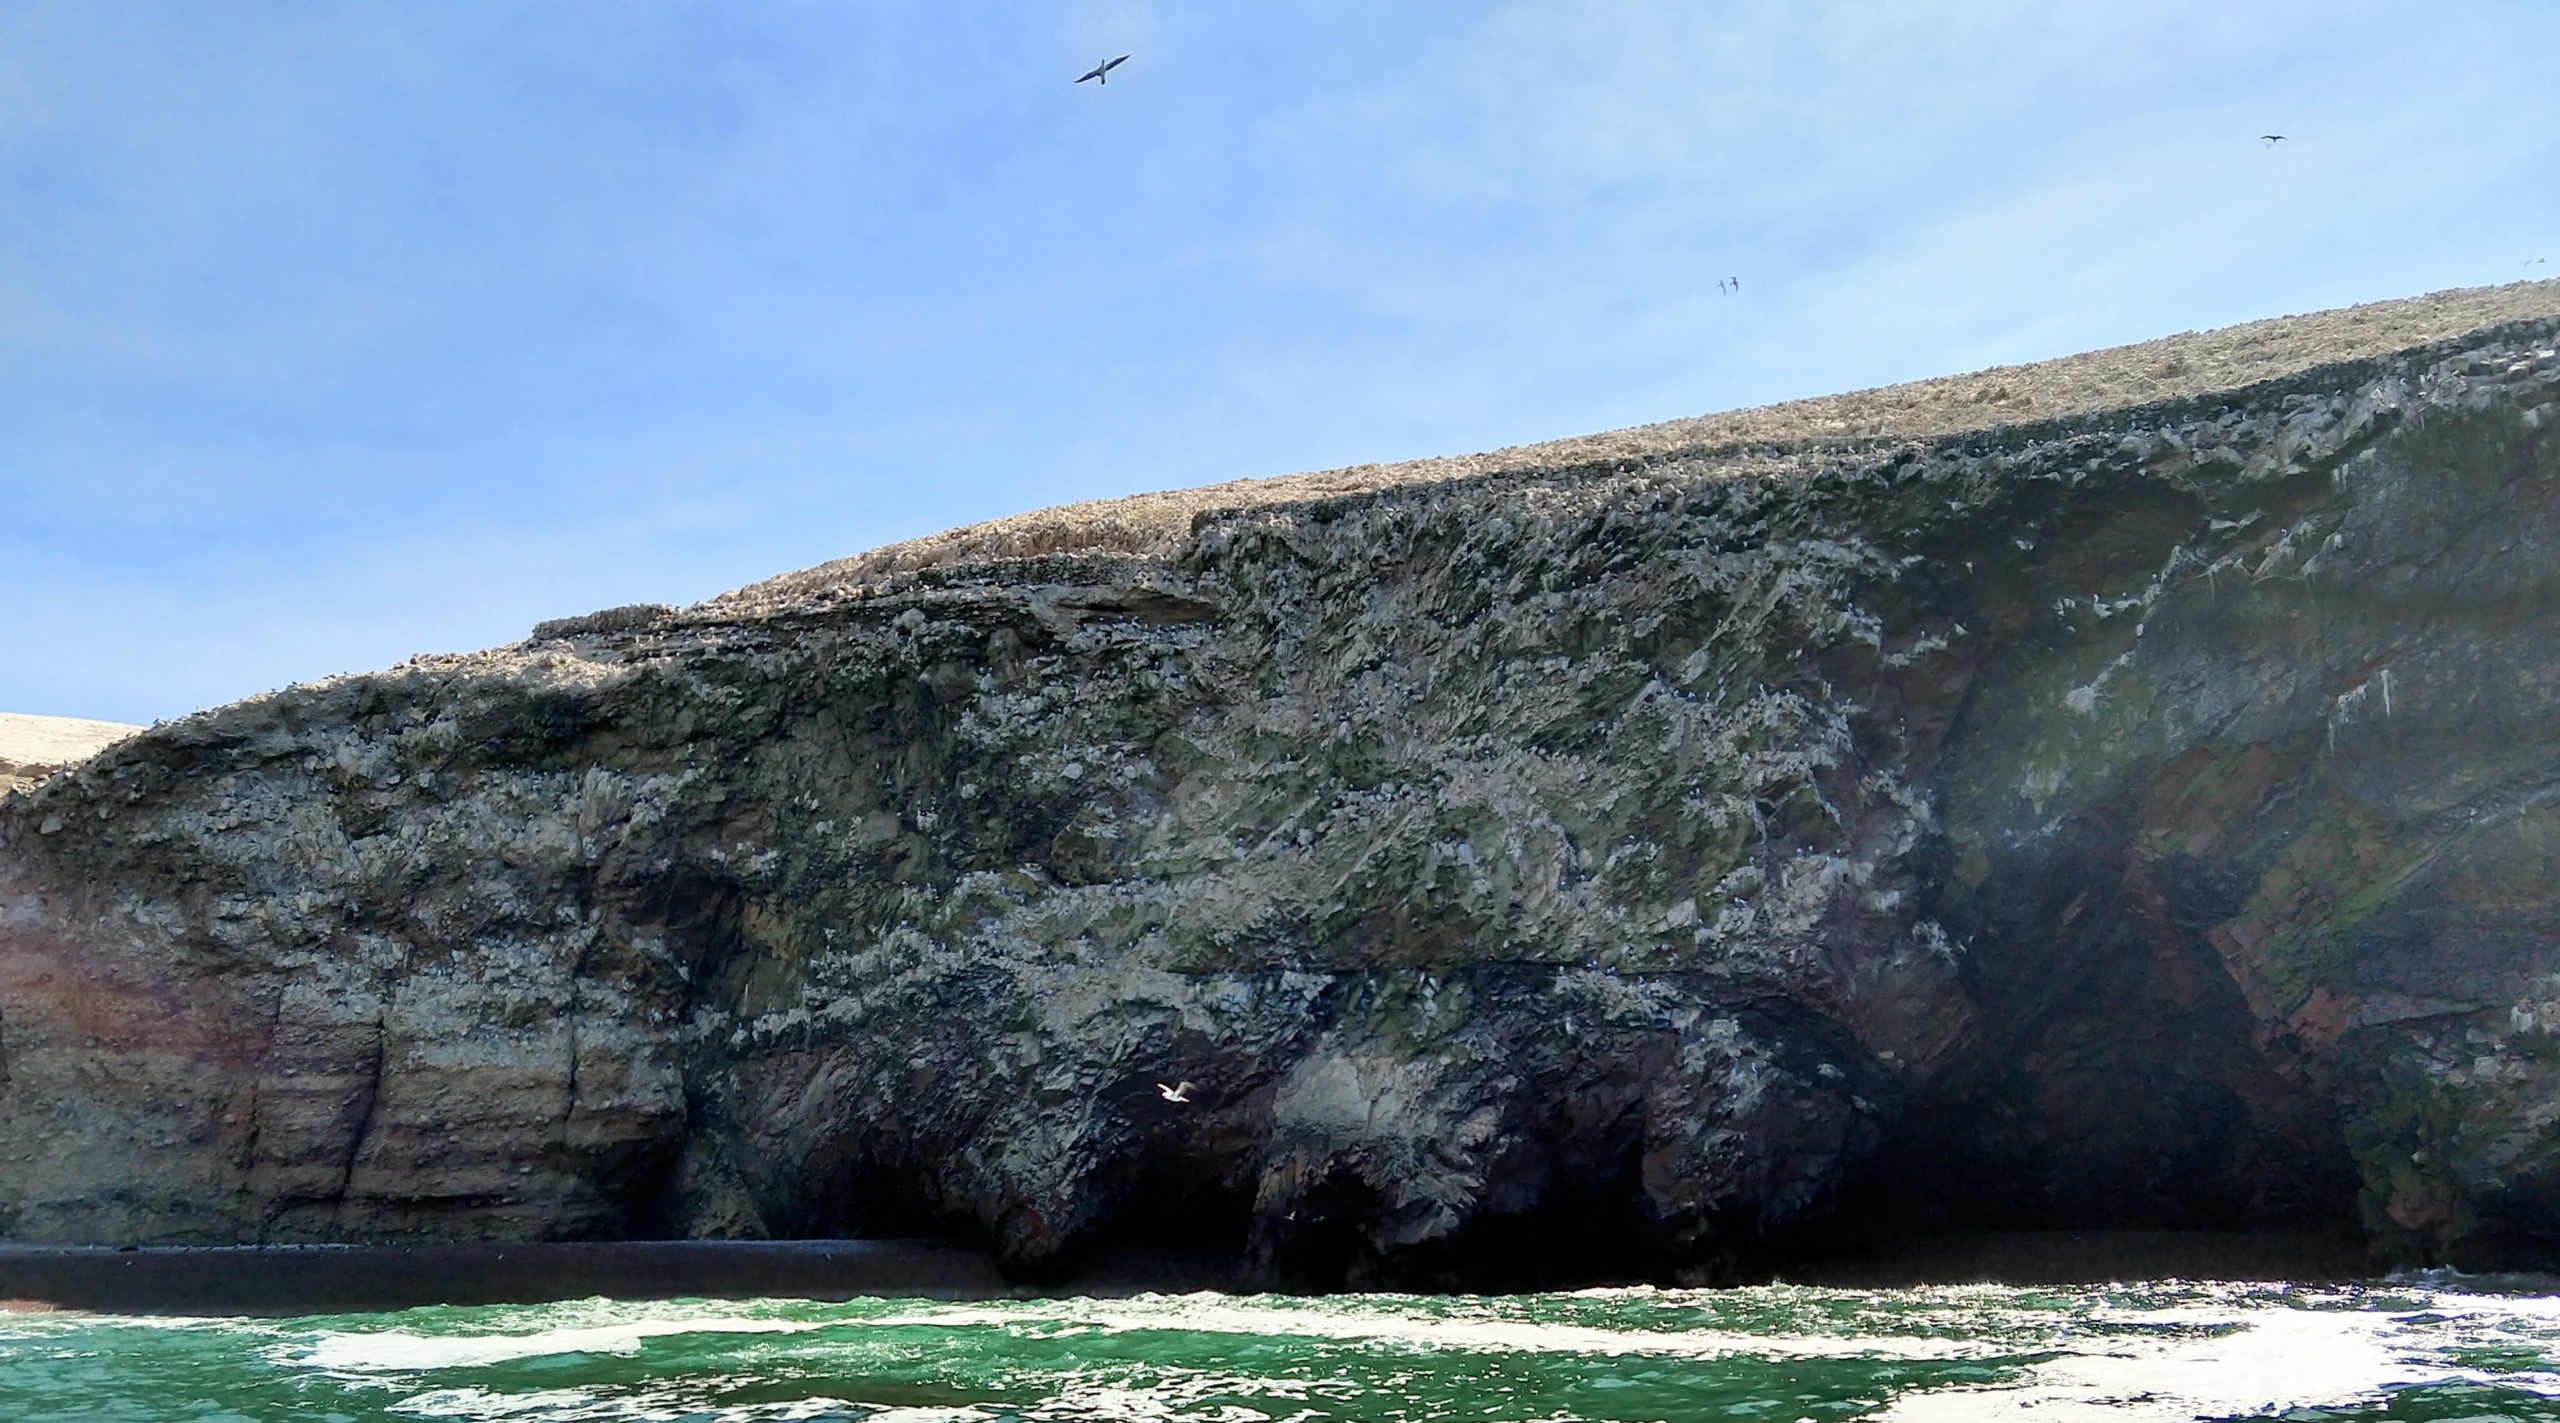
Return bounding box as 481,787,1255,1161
7,286,2560,1282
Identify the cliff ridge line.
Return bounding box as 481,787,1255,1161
717,279,2560,611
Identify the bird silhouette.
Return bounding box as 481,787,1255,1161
1078,55,1131,85
2261,134,2287,145
1157,1080,1195,1103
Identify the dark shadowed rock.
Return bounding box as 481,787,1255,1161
6,282,2560,1284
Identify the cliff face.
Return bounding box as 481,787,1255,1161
7,285,2560,1283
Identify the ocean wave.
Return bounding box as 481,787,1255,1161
10,1281,2560,1421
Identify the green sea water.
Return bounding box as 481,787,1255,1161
5,1279,2560,1422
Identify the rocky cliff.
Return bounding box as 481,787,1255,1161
7,282,2560,1284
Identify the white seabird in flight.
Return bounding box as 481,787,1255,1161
1156,1080,1195,1103
1078,55,1131,85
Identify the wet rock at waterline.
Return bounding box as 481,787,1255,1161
7,282,2560,1284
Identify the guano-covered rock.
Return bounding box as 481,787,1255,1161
7,282,2560,1284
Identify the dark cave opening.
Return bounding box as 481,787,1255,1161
1811,816,2369,1261
1417,1145,1674,1291
1051,1150,1258,1285
1250,1169,1387,1291
612,821,2380,1288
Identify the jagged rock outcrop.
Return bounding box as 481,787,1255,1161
6,283,2560,1282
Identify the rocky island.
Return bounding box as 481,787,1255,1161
6,282,2560,1288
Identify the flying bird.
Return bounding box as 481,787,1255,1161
2261,134,2287,144
1156,1081,1195,1103
2531,257,2549,267
1077,55,1130,85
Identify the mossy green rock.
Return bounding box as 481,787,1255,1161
7,286,2560,1281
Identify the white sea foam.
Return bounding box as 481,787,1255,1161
396,1385,599,1418
396,1383,893,1422
282,1289,1999,1378
1875,1298,2560,1421
289,1313,823,1373
858,1291,2012,1362
227,1283,2560,1421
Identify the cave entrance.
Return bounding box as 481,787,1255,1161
1424,1145,1667,1292
1069,1153,1256,1287
1830,847,2363,1251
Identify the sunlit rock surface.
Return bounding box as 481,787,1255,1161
6,282,2560,1283
0,715,140,797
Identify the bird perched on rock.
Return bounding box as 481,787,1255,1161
1156,1080,1195,1103
1078,55,1130,85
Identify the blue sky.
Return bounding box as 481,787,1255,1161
5,1,2555,724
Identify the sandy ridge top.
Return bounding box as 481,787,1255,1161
719,279,2560,610
0,714,144,777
